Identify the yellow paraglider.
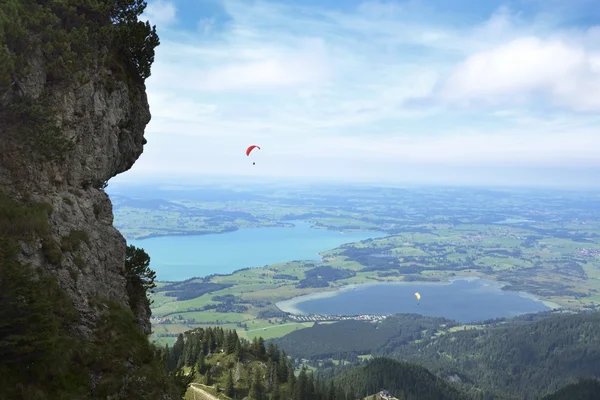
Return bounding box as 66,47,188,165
415,292,421,305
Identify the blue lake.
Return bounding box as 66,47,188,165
130,221,385,281
281,278,552,323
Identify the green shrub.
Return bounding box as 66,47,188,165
93,202,102,218
0,237,90,400
73,255,85,270
68,266,79,281
90,300,190,398
2,95,75,162
0,192,51,239
42,236,63,265
60,229,90,252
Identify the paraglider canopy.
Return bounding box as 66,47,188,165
246,145,260,156
414,292,421,304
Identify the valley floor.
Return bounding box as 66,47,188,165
128,187,600,346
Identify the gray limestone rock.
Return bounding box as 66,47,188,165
1,52,152,337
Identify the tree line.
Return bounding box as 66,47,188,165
163,325,473,400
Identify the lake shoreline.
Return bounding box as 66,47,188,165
128,222,302,241
275,276,563,316
128,228,238,241
130,223,382,241
134,220,386,281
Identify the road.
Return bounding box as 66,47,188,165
189,383,221,400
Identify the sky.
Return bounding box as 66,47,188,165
113,0,600,188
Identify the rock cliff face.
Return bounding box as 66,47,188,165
0,49,152,336
0,3,181,398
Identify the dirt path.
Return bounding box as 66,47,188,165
189,383,220,400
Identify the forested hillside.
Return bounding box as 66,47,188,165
390,311,600,398
166,323,600,400
271,314,456,359
166,326,472,400
270,311,600,399
332,358,466,400
541,379,600,400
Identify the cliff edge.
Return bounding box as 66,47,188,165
0,1,186,398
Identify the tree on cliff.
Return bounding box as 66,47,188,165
124,244,157,321
0,0,160,96
109,0,160,80
125,245,156,289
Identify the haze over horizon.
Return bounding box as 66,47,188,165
113,0,600,188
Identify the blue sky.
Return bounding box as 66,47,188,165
113,0,600,188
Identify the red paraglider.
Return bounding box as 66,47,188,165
246,145,260,165
246,145,260,156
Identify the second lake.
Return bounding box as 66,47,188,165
277,278,555,323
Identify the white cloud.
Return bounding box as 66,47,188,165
123,0,600,187
147,37,333,92
146,91,218,122
197,41,332,91
439,34,600,111
142,0,177,27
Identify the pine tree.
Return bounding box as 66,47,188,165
278,352,288,383
327,380,335,400
208,336,215,355
267,342,279,362
235,338,243,361
191,335,201,364
163,344,172,370
307,372,316,399
231,330,239,350
294,367,308,400
225,369,235,398
172,334,185,369
316,374,326,400
217,327,225,348
251,337,259,354
183,337,195,366
287,363,296,394
196,351,206,374
258,337,266,359
335,384,345,400
249,367,265,400
224,330,232,354
348,385,356,400
270,380,281,400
